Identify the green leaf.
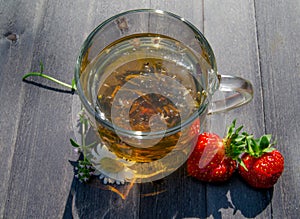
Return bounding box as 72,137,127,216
235,125,243,134
70,138,80,148
226,120,234,138
254,138,261,150
259,135,272,149
265,134,272,142
246,137,254,154
229,119,236,133
235,135,246,142
238,157,248,171
236,143,246,148
262,147,276,153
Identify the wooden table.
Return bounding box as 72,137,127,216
1,1,299,218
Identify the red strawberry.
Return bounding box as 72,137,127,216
238,134,284,189
187,120,245,182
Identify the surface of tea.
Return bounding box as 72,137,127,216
81,33,211,166
92,33,210,126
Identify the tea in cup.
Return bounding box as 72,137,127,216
75,9,253,183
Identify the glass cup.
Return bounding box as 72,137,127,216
74,9,253,183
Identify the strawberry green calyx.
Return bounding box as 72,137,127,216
222,119,249,170
223,120,246,160
223,120,277,169
244,134,276,158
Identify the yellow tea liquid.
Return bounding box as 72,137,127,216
81,33,211,162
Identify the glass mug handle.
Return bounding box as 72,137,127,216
208,74,254,114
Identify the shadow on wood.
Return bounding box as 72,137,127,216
22,79,75,94
63,124,273,219
63,159,140,219
228,173,273,218
62,162,273,219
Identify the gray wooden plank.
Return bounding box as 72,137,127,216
1,0,82,217
0,1,45,218
139,168,208,218
1,0,297,218
150,0,203,32
138,1,207,218
254,1,300,218
1,0,148,218
204,1,271,218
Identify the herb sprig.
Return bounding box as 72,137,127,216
22,61,76,91
22,63,97,183
70,110,96,183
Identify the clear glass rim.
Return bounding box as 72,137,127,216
74,9,216,137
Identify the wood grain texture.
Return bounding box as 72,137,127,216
0,0,45,217
0,0,299,218
150,0,203,31
203,1,271,218
1,0,84,218
255,1,300,218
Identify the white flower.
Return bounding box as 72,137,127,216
90,144,135,184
